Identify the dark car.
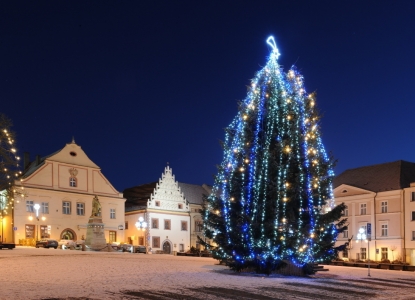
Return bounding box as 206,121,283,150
135,245,147,254
35,239,58,249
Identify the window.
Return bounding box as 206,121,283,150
381,223,388,236
411,192,415,202
179,244,184,252
360,203,367,215
26,200,34,213
381,247,388,260
155,201,160,207
360,248,367,260
412,231,415,240
164,219,171,230
196,241,200,250
25,224,35,239
69,177,77,187
109,231,116,243
412,211,415,221
381,201,387,213
359,225,367,235
125,222,128,230
342,248,348,258
343,205,348,217
151,218,159,229
181,221,188,231
41,202,49,214
40,225,50,238
195,220,203,232
152,236,160,248
110,208,116,219
342,226,348,238
76,203,84,216
139,237,144,245
62,201,71,215
178,204,183,209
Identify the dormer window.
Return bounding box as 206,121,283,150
69,177,77,187
155,201,160,207
178,204,183,209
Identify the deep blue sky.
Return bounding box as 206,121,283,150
1,1,415,191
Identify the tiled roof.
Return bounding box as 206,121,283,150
177,182,211,205
22,150,60,178
333,160,415,192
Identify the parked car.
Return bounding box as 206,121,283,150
58,239,77,248
121,244,133,252
135,245,147,254
36,239,58,249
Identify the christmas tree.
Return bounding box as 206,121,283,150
203,37,346,275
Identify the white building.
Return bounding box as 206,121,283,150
334,160,415,265
5,140,125,245
123,165,210,254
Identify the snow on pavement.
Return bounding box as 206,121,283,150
1,247,414,299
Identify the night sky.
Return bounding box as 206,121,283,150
2,1,415,192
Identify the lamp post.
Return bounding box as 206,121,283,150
135,216,148,252
29,203,46,241
357,227,370,277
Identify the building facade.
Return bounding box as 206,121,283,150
123,165,210,253
334,160,415,265
6,140,125,245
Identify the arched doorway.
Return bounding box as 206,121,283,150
60,228,77,241
162,241,171,254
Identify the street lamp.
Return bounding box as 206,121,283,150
29,203,46,241
135,216,147,251
357,227,371,277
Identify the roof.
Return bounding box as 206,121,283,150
177,182,211,205
333,160,415,192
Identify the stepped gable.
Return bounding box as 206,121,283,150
178,183,211,205
148,166,189,212
333,160,415,192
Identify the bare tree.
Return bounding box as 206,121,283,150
0,113,21,188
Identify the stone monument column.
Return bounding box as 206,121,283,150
85,195,107,251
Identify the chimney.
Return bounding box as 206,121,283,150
24,152,30,170
35,155,41,166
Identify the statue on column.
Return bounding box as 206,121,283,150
91,195,101,217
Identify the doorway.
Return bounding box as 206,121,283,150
162,241,171,254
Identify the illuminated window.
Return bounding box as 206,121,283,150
25,224,35,239
342,249,348,258
381,247,388,260
109,231,116,243
360,248,366,260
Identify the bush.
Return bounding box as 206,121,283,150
381,259,390,263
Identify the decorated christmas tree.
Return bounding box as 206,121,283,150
203,37,346,275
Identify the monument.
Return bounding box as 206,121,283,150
84,195,108,251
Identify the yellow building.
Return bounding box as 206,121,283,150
334,160,415,265
6,140,125,245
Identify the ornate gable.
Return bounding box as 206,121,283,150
148,166,189,212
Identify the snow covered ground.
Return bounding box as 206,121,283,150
1,247,414,299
